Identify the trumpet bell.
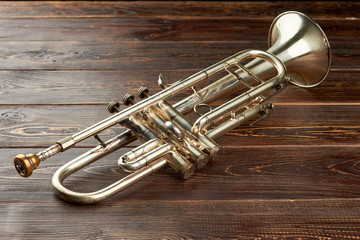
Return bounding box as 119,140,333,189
268,11,331,88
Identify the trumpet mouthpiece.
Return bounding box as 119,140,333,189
14,154,40,177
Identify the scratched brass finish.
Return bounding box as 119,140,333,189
14,11,331,204
14,154,41,177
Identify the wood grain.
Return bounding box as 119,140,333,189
0,1,357,20
0,41,352,70
0,18,355,43
1,1,360,239
2,146,360,202
2,199,360,239
1,104,359,147
0,70,358,105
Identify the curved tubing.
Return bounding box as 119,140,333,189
53,158,167,204
52,143,176,203
192,50,286,135
51,130,166,204
119,138,162,172
119,143,171,172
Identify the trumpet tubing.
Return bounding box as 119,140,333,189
14,11,331,204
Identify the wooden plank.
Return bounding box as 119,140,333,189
0,70,357,105
0,41,352,70
2,199,360,239
3,146,360,202
1,2,359,239
0,17,354,43
0,18,273,42
1,105,359,148
0,1,357,20
0,41,254,70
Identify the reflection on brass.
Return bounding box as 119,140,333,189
14,12,331,204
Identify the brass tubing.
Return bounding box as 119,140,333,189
192,50,286,135
145,108,193,161
159,101,193,132
197,134,223,161
119,144,173,172
191,78,277,134
54,131,135,180
119,115,164,172
173,51,283,115
61,51,250,148
180,140,209,169
53,158,167,204
119,139,162,172
149,105,209,169
157,101,221,161
207,104,261,140
120,143,194,179
167,151,195,180
122,116,158,143
37,144,63,161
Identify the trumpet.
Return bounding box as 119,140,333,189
14,11,331,204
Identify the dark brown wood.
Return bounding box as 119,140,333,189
2,146,360,202
0,70,358,105
2,199,360,239
1,104,359,147
0,1,357,20
1,1,360,239
0,41,353,70
0,18,356,42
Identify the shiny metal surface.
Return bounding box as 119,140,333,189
268,11,331,87
14,11,331,204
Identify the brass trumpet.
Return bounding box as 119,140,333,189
14,11,331,204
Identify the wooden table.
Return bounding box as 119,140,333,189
1,1,360,239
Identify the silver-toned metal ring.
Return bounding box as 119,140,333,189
194,103,212,116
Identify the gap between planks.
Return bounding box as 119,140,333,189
0,68,353,71
1,102,359,106
2,144,360,150
2,197,360,204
